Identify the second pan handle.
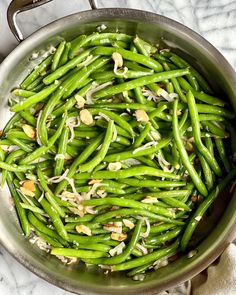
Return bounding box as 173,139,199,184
7,0,98,42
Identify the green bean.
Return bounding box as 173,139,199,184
205,137,214,155
82,198,175,218
90,103,154,112
83,220,142,265
54,127,69,176
0,161,34,172
134,122,151,148
166,53,213,93
38,196,68,240
1,149,25,186
12,89,36,98
196,104,234,119
70,33,131,57
111,239,179,271
51,247,107,258
20,110,37,126
133,86,148,104
51,40,66,71
89,109,135,137
187,91,222,176
94,46,162,72
20,203,45,215
173,98,208,196
37,168,65,218
19,112,67,165
6,136,34,152
68,233,110,244
3,113,21,133
92,69,189,99
163,62,186,102
166,81,174,94
201,121,228,138
198,152,214,191
26,75,44,91
63,56,110,98
150,223,177,234
0,147,6,161
145,227,182,245
127,263,152,277
79,120,113,173
124,61,155,73
215,138,230,172
11,82,60,112
6,130,34,141
181,168,236,251
21,55,52,89
162,197,191,211
43,48,92,84
54,134,104,194
65,215,95,223
75,165,181,181
58,42,71,67
198,114,225,122
35,229,63,248
119,179,186,188
6,172,30,236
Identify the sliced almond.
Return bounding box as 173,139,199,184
76,224,92,236
123,219,135,229
22,180,36,192
108,162,122,171
135,109,149,122
111,232,127,241
69,206,84,217
112,52,123,68
20,186,35,197
75,95,86,109
96,189,106,197
22,124,36,139
141,196,158,204
80,109,93,125
103,223,122,234
88,179,102,185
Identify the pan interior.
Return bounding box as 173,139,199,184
0,9,235,295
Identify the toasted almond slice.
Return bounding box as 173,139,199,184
22,180,35,192
97,189,106,197
76,224,92,236
108,162,122,171
88,179,102,185
75,95,86,109
69,207,84,217
103,223,122,234
20,186,35,197
112,52,123,68
123,219,135,229
141,196,158,204
111,232,127,241
22,124,36,139
80,109,93,125
135,109,149,122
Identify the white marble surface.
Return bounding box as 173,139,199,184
0,0,235,294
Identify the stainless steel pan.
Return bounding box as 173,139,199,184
0,1,236,294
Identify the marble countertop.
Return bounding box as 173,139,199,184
0,0,235,294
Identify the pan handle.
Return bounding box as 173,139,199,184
7,0,98,42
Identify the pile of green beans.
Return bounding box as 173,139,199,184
0,31,236,279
